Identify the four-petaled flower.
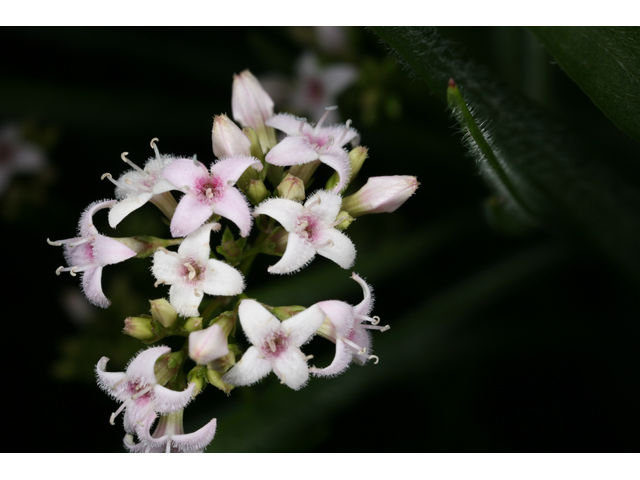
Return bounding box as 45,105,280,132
265,110,359,193
104,139,179,228
96,346,195,435
124,409,217,453
162,156,262,238
253,190,356,274
222,299,325,390
151,223,245,317
47,199,137,308
311,273,390,377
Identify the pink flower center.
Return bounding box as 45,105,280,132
195,175,224,205
261,331,288,359
294,213,321,243
179,257,204,285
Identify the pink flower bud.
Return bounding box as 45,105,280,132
211,114,251,159
189,324,229,365
342,176,418,217
231,70,277,152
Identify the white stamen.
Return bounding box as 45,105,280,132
100,172,122,188
368,355,379,364
337,119,353,145
356,313,381,325
157,247,180,258
305,195,321,210
55,266,64,275
298,119,306,134
154,279,166,287
68,237,92,247
121,152,145,174
150,137,160,159
69,267,78,277
205,188,214,199
110,398,131,425
268,338,277,353
303,354,314,362
132,384,153,400
184,262,196,281
315,106,337,130
343,337,367,354
194,288,202,297
47,238,62,246
123,178,152,192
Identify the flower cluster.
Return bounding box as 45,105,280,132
49,69,418,452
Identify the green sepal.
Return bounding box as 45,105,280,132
215,227,247,266
272,305,307,321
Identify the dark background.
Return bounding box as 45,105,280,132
3,27,640,452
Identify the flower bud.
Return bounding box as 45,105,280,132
276,173,305,202
123,316,156,342
206,368,235,395
182,316,203,334
289,160,321,185
232,70,277,153
149,298,177,329
341,176,418,217
187,365,208,396
246,178,270,205
154,350,186,387
189,324,229,365
212,114,251,159
334,210,354,230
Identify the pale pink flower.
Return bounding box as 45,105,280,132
232,70,277,153
151,223,245,317
162,156,262,238
96,346,195,435
47,199,137,308
189,324,229,365
341,175,419,217
265,109,358,192
253,190,356,274
222,299,325,390
124,409,217,453
103,140,179,228
311,273,390,377
211,114,251,159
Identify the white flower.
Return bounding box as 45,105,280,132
151,223,244,317
47,199,137,308
311,273,390,377
222,299,325,390
189,324,229,365
253,190,356,274
96,346,195,435
103,139,179,228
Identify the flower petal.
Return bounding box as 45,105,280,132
305,190,342,224
281,303,326,347
211,187,253,237
152,249,184,285
126,346,171,385
310,339,352,377
177,223,215,266
210,155,262,185
350,326,372,366
315,228,356,269
265,135,318,166
153,383,195,414
108,193,154,228
171,417,217,453
169,283,203,317
203,259,245,296
317,300,354,337
81,266,109,308
161,158,208,192
95,357,128,400
318,148,351,192
253,198,303,232
238,299,280,346
222,346,273,387
92,235,137,265
170,194,214,238
352,273,374,316
272,348,310,390
266,112,307,135
267,233,316,274
79,199,117,237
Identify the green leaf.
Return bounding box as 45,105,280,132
530,27,640,144
370,26,640,287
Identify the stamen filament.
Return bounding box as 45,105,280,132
337,119,352,145
315,106,337,131
368,355,379,364
121,152,145,174
110,398,131,425
343,337,366,354
101,172,123,188
150,137,160,159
